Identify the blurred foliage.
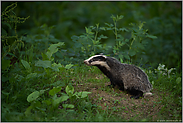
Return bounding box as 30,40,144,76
1,1,181,70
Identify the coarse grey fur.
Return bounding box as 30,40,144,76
84,54,153,99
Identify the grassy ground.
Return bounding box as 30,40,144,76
1,64,182,122
64,65,182,121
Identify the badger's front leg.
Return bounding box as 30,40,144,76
107,79,115,88
129,90,143,99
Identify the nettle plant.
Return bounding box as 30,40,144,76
71,15,157,63
1,2,30,60
26,85,91,116
22,42,91,116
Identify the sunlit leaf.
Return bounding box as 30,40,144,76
46,42,64,59
66,85,74,96
49,86,62,96
77,91,91,98
35,60,51,68
21,60,30,70
27,91,39,102
62,104,74,108
52,95,69,107
65,64,73,69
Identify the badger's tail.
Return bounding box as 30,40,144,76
143,92,153,98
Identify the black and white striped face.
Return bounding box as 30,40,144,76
84,55,110,70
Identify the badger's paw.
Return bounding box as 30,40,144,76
143,92,153,98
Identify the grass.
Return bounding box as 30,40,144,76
1,62,182,122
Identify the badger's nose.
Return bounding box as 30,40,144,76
84,60,88,65
84,60,87,64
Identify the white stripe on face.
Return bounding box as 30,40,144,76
84,55,110,70
90,61,110,71
85,55,107,62
84,55,107,66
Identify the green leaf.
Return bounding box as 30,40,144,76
2,59,11,70
176,77,181,84
25,105,33,116
46,42,64,59
85,27,88,33
2,22,12,30
39,89,46,95
99,27,106,31
125,39,129,42
66,85,74,96
26,73,37,79
99,34,108,39
124,53,130,60
21,60,31,70
119,54,123,63
41,52,49,60
119,28,129,32
27,91,39,102
65,64,73,69
77,91,91,98
42,99,52,106
105,23,114,27
51,63,64,71
139,21,146,30
2,91,10,96
134,41,144,50
85,27,94,34
62,104,74,109
59,95,69,102
15,74,24,81
146,34,157,39
35,60,51,68
110,15,116,21
118,15,124,20
49,86,62,96
71,35,79,42
50,81,65,87
129,49,136,56
52,95,69,107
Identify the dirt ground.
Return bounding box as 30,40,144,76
74,78,166,121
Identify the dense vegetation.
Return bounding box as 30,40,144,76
1,2,182,122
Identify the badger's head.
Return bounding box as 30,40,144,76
84,55,110,71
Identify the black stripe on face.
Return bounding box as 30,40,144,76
88,56,106,64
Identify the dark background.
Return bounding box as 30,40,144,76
1,1,182,70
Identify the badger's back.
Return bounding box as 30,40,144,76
105,57,152,93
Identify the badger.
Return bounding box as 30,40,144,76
84,54,153,99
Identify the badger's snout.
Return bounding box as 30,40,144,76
84,60,87,64
84,60,90,65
